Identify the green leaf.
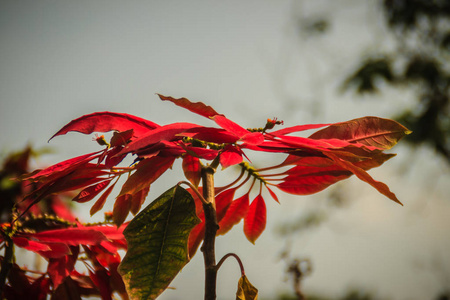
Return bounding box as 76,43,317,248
236,275,258,300
118,185,201,300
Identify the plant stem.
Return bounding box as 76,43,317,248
0,236,14,294
201,164,218,300
216,253,245,276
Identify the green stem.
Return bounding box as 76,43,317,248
201,164,218,300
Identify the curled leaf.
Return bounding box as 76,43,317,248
236,275,258,300
49,112,159,141
158,94,220,118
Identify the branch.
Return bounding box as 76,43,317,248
201,165,218,300
216,253,245,276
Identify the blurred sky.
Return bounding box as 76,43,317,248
1,1,450,299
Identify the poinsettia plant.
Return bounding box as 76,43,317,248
0,147,127,299
2,95,410,299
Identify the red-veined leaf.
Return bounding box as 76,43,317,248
90,181,117,216
158,94,220,118
217,193,249,235
244,194,266,244
118,156,175,197
49,112,159,141
309,116,411,150
72,179,112,203
324,152,402,205
182,155,201,188
113,194,132,227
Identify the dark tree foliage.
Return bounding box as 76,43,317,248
343,0,450,162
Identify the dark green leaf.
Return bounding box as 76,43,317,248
118,185,200,300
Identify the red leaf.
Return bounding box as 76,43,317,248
309,117,411,150
50,197,77,222
182,146,219,160
110,129,134,147
180,127,239,144
188,217,205,258
89,268,113,300
90,182,116,216
24,151,102,182
218,193,249,235
182,155,201,188
269,123,330,135
29,275,50,300
118,156,175,196
31,228,109,245
276,171,350,195
113,194,132,227
244,194,266,244
265,185,279,203
324,152,402,205
240,132,264,145
158,94,220,118
13,237,51,251
87,225,126,241
36,242,72,258
212,115,249,138
105,146,127,168
120,122,202,155
72,179,112,203
47,246,79,289
220,145,243,169
215,188,236,221
49,112,159,141
130,185,150,215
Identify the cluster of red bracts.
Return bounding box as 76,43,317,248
21,94,409,257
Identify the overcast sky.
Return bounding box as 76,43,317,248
1,1,449,299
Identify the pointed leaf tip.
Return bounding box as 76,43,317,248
157,94,220,118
